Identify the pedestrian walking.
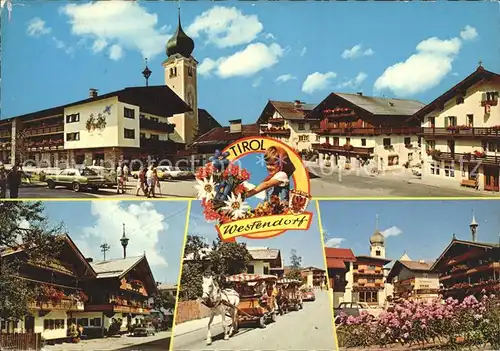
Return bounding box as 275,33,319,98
146,165,154,198
123,163,129,182
7,165,22,199
153,167,161,197
136,166,147,196
116,164,124,194
0,164,7,198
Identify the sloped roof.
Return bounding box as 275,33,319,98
334,93,425,116
301,266,326,272
190,124,259,146
430,239,499,271
412,66,500,119
247,247,280,260
91,255,144,278
3,86,192,122
324,248,356,261
399,260,433,271
198,109,222,136
269,100,317,120
326,258,348,269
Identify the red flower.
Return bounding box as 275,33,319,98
234,183,246,195
202,200,220,221
240,169,250,181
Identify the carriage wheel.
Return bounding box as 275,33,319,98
258,316,266,328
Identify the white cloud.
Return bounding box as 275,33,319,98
276,73,296,84
252,77,263,88
109,44,123,61
74,201,168,268
460,25,478,41
325,238,346,248
27,17,51,37
300,47,307,57
373,35,464,96
264,33,276,40
336,72,368,89
199,42,284,78
60,2,171,60
341,44,374,59
186,6,263,48
52,37,75,56
381,226,403,238
302,71,337,94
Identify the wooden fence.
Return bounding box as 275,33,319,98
0,333,42,350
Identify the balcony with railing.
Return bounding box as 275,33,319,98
26,138,64,150
29,299,84,312
139,116,175,133
23,124,64,137
421,126,500,138
140,137,177,150
314,126,421,136
260,126,291,137
429,151,500,166
312,143,374,155
85,296,151,315
0,131,11,139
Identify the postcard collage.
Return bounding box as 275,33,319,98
1,1,499,350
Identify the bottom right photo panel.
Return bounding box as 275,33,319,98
319,200,500,351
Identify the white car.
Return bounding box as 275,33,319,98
411,164,422,177
157,166,182,179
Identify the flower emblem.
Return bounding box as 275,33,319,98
221,193,250,220
195,176,216,200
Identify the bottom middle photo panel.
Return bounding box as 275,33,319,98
171,200,336,351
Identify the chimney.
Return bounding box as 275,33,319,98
86,257,93,263
356,92,363,96
294,100,303,108
229,119,242,133
89,88,98,98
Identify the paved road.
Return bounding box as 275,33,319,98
172,290,336,351
42,332,171,351
308,166,491,198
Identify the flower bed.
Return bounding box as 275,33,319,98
336,292,500,349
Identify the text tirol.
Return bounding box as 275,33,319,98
227,139,266,158
216,213,313,240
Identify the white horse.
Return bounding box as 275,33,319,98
201,275,240,345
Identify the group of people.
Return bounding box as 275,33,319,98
115,163,161,198
0,163,24,198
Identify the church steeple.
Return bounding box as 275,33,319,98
166,6,195,58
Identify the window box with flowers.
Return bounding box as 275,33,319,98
457,125,471,131
446,126,458,132
343,144,353,151
38,285,66,305
473,150,486,158
321,142,332,149
450,264,468,273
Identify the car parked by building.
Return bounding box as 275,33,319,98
45,168,106,192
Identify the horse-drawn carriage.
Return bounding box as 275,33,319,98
277,278,303,313
227,273,279,328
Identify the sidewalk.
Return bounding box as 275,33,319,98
407,177,500,196
173,316,222,337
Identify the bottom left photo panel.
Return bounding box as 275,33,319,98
0,200,190,351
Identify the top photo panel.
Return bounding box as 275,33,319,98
1,1,499,199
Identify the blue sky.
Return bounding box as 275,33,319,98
320,200,500,262
188,200,325,269
42,200,188,284
2,1,499,125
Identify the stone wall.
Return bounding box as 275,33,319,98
175,300,212,325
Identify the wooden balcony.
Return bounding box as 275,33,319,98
440,262,499,281
0,131,11,139
139,117,175,133
260,127,291,137
27,139,64,150
312,143,374,155
29,299,84,312
432,152,500,166
84,303,150,315
24,125,64,137
314,127,421,136
140,137,177,150
421,127,500,138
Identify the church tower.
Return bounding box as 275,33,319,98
163,8,198,144
370,215,386,259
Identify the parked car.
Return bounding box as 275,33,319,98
301,288,316,301
411,163,422,177
179,167,195,179
157,166,182,179
334,302,383,323
131,168,167,180
45,168,106,192
86,166,117,187
133,325,155,337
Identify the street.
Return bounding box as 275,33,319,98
12,166,493,199
42,331,171,351
171,290,335,351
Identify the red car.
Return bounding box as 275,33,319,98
301,288,316,301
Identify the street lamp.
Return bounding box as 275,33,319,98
142,58,152,87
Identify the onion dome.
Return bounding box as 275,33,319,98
166,10,195,58
370,230,385,245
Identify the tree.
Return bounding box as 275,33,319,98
285,249,303,281
179,235,208,301
151,290,176,314
0,201,64,320
208,238,252,285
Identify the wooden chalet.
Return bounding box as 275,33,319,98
73,255,157,336
387,260,439,302
431,239,500,299
300,266,327,288
309,92,424,169
0,235,96,342
257,100,319,151
246,247,284,277
324,248,356,306
352,255,392,305
413,65,500,192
